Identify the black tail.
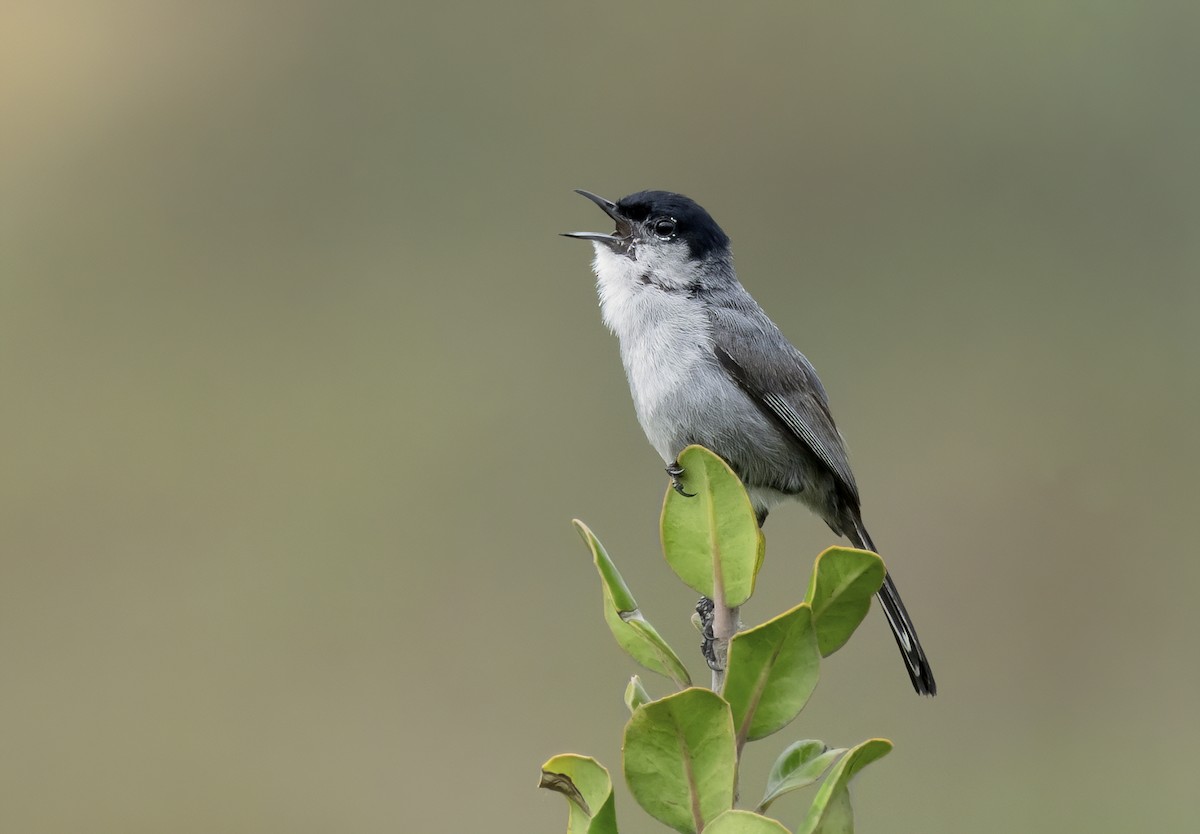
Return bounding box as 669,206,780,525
846,519,937,696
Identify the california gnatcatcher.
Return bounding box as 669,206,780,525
565,189,936,696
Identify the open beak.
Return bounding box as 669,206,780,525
561,189,633,250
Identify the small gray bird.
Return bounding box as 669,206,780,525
564,189,936,696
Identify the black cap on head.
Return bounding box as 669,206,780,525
616,190,731,261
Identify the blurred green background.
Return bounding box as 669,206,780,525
3,2,1198,832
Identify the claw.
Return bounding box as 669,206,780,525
695,596,720,669
665,462,696,497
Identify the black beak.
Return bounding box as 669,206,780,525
573,190,623,222
561,189,632,249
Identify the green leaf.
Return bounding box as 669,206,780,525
757,740,847,813
705,809,792,834
797,739,892,834
723,603,821,745
539,754,619,834
803,547,885,656
580,520,638,611
574,520,691,687
624,676,651,713
660,445,761,607
810,789,852,834
623,688,736,834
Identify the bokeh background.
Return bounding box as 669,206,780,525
3,2,1198,832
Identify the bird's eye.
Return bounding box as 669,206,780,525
652,218,677,238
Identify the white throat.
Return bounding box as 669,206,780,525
590,244,713,462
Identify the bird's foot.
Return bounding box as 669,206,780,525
695,596,720,670
666,461,696,497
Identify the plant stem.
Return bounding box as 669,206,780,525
709,602,739,692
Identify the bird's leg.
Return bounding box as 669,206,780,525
695,597,720,670
665,461,696,497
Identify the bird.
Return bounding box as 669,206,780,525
563,189,936,696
